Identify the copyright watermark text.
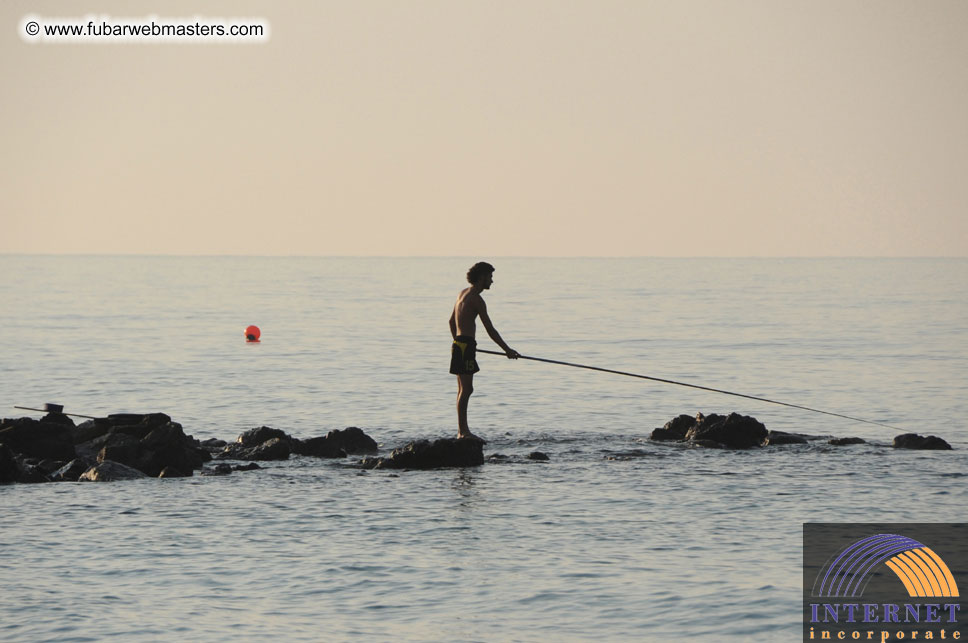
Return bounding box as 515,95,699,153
20,14,269,44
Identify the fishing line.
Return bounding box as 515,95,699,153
477,348,906,432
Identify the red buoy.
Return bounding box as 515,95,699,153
245,325,261,342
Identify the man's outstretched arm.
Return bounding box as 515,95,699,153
479,302,519,359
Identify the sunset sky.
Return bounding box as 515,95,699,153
3,1,966,256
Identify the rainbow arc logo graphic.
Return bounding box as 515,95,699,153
813,533,960,598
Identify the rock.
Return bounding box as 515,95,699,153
762,430,808,446
79,461,148,482
75,417,209,477
893,434,952,450
690,439,726,449
528,451,550,461
236,426,289,447
0,443,23,483
651,414,696,441
0,417,76,461
35,459,67,475
234,462,262,471
233,436,291,461
293,436,346,458
13,459,50,483
829,437,866,446
200,438,227,449
327,427,378,454
71,419,113,444
363,438,484,470
202,463,234,476
98,442,142,468
41,412,75,427
219,427,293,461
50,458,94,482
158,466,190,478
293,427,378,458
685,412,767,449
106,413,147,425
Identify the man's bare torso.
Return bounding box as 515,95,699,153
453,287,483,337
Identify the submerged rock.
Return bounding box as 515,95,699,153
363,438,484,470
50,458,94,482
829,437,866,446
79,460,149,482
158,466,191,478
762,430,808,446
203,463,234,476
528,451,550,461
893,434,952,450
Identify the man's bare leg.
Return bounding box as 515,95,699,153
456,373,484,441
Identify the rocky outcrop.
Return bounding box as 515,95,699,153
362,438,484,470
685,413,768,449
76,415,209,477
48,413,210,479
893,433,952,450
651,412,769,449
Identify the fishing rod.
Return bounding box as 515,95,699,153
476,348,906,432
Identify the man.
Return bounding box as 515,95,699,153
449,261,520,442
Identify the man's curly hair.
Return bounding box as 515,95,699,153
466,261,495,285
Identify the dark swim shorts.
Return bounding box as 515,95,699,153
450,335,480,375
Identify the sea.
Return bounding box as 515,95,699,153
1,256,965,642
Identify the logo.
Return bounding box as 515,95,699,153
804,524,966,642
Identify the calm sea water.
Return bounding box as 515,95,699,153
1,256,966,642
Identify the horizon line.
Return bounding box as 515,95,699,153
1,252,966,260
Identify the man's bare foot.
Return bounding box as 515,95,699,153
457,431,486,444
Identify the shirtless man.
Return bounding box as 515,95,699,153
449,262,520,441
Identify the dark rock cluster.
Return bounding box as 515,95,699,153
1,413,382,483
650,412,953,451
2,408,956,484
650,412,769,449
216,426,379,461
0,412,211,483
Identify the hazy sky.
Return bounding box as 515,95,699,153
3,1,966,256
